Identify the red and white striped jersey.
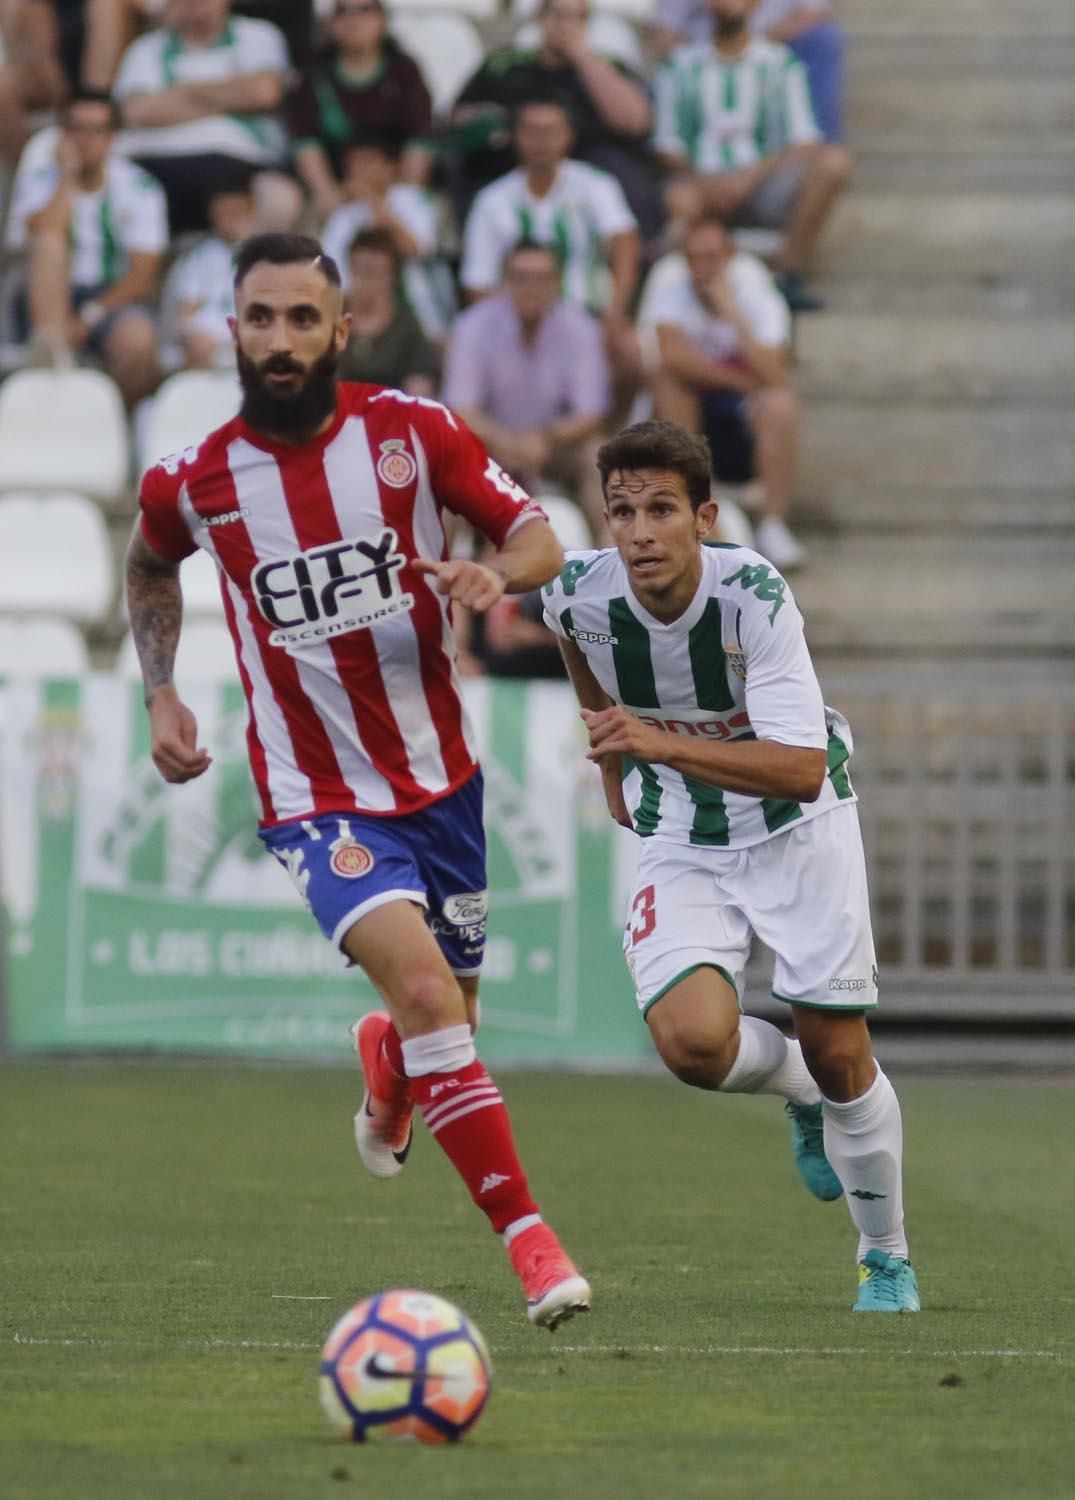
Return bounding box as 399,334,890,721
138,382,544,826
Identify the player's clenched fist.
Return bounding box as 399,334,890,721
582,706,668,764
148,690,212,783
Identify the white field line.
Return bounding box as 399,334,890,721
8,1334,1069,1361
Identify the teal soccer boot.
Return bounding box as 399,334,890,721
784,1100,843,1201
853,1249,921,1312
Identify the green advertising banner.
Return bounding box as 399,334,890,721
0,676,652,1066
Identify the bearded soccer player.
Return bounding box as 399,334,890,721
546,419,918,1312
125,232,591,1330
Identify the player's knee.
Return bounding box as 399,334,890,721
801,1029,869,1096
394,967,465,1031
650,1014,734,1089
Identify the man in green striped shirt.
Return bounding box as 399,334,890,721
545,419,920,1312
653,0,851,311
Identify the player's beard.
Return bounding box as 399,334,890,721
714,14,748,42
237,339,339,441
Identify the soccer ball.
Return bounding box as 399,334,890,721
318,1289,492,1444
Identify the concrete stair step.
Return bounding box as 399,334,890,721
798,403,1075,492
852,151,1075,195
808,272,1075,319
818,193,1075,276
849,72,1074,137
793,485,1075,536
787,534,1075,654
849,0,1075,38
795,314,1075,402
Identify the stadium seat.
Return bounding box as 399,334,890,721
179,548,226,617
515,11,643,68
386,12,485,117
0,492,113,624
386,0,498,17
514,0,656,20
139,370,242,477
0,369,129,503
0,615,90,677
535,493,595,551
115,617,237,682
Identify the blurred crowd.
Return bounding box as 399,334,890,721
0,0,852,668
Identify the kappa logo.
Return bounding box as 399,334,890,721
568,627,619,646
830,976,868,992
204,507,250,528
376,439,417,488
479,1172,510,1195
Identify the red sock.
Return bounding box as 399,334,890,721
409,1060,540,1234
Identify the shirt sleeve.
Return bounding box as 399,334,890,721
728,559,827,748
418,399,545,546
540,550,600,636
395,52,433,141
565,311,611,419
652,60,688,159
138,461,198,562
122,173,169,255
113,33,162,99
389,186,437,257
440,310,488,411
235,18,291,75
730,254,791,346
587,167,638,238
459,187,504,294
780,54,821,146
3,168,57,248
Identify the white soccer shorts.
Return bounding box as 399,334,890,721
622,801,878,1015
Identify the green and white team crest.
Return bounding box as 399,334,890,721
0,676,642,1063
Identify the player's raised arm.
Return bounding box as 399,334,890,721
125,522,211,784
414,517,563,614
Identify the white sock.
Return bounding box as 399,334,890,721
822,1068,909,1261
719,1016,820,1106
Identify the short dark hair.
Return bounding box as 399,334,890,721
513,96,575,132
232,233,341,290
342,133,403,164
66,88,119,129
684,212,730,243
348,225,402,277
597,421,713,512
503,237,562,276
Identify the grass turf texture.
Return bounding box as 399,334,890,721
1,1062,1073,1500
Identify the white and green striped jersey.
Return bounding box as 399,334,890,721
5,154,168,289
543,542,854,849
653,38,820,172
460,160,637,308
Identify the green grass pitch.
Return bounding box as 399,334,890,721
1,1060,1073,1500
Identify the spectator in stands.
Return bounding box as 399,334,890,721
5,88,166,405
451,0,661,241
321,136,453,342
287,0,432,218
639,213,804,569
0,0,69,164
650,0,846,143
172,170,259,369
460,98,640,399
112,0,300,234
337,225,440,395
444,239,611,541
653,0,851,311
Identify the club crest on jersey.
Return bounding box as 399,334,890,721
376,439,417,488
252,526,414,647
724,644,747,679
329,835,375,878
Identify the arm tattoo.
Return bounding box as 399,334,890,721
125,528,183,706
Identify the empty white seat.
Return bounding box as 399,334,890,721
514,0,656,19
179,547,226,617
0,615,89,676
534,493,595,551
139,370,242,477
387,12,484,116
116,617,238,682
0,492,113,623
387,0,498,17
0,369,129,503
515,11,643,68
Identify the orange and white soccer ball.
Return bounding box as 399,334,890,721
318,1290,492,1444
